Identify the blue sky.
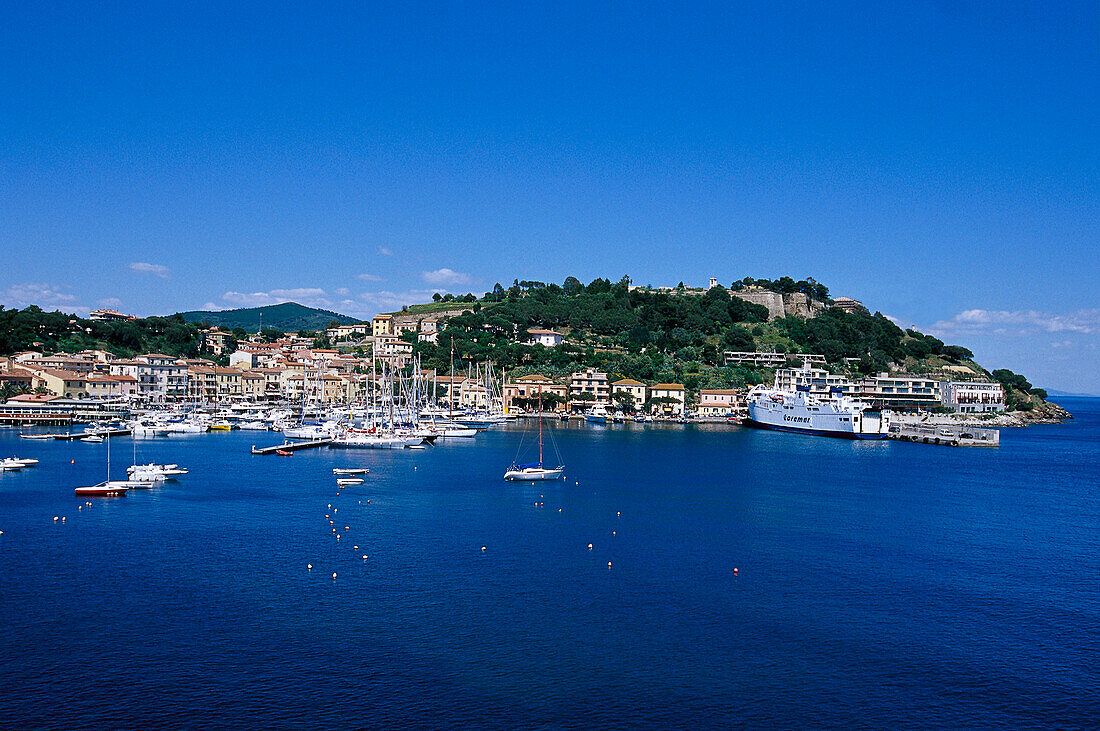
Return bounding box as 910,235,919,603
1,2,1097,391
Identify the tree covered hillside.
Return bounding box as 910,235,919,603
0,306,208,359
406,277,1044,406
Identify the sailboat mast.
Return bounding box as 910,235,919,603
538,390,543,465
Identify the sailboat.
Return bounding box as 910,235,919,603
504,394,565,481
74,433,132,496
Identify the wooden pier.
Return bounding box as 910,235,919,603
251,439,332,455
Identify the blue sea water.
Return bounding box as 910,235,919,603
1,400,1098,729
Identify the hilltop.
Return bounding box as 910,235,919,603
177,302,361,332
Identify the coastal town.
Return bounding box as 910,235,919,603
0,301,1012,428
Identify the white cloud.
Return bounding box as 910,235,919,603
1,282,79,310
129,262,170,279
222,288,332,309
356,273,383,282
378,247,394,256
334,287,350,296
422,268,472,286
927,308,1100,338
202,302,220,311
98,297,123,309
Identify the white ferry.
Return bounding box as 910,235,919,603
744,384,887,439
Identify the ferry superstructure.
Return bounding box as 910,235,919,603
744,365,887,439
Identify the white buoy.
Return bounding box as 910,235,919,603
61,517,66,522
362,555,368,559
481,546,487,552
608,561,612,568
53,516,59,522
617,511,621,517
332,572,337,579
307,564,313,570
354,545,359,550
587,543,593,550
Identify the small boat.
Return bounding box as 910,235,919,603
336,478,364,486
20,433,54,440
0,458,24,471
333,468,369,475
9,457,39,466
406,444,427,450
504,394,565,481
275,449,293,456
80,436,104,443
208,421,233,431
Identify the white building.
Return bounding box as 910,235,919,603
940,381,1005,413
526,329,564,347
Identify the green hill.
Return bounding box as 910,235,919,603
177,302,361,332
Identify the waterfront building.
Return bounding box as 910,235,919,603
85,374,138,399
649,383,687,415
697,388,743,416
569,369,609,408
773,366,854,396
940,381,1005,413
241,371,266,401
610,378,647,412
30,369,89,398
853,375,941,410
503,375,569,411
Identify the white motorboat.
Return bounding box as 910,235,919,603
0,458,25,471
237,421,270,431
80,436,104,443
7,457,39,466
333,468,369,475
330,433,422,449
336,478,365,486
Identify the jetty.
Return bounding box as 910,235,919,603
251,439,332,455
52,429,132,441
886,421,999,447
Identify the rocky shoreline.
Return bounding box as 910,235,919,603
900,400,1073,428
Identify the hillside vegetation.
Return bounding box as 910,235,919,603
0,306,208,359
177,302,360,332
407,277,1051,410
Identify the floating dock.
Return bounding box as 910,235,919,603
886,422,999,447
251,439,332,455
51,429,132,441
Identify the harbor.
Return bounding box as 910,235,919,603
0,399,1096,728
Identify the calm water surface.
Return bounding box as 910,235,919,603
1,399,1098,728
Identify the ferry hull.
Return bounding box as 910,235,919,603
742,417,886,440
